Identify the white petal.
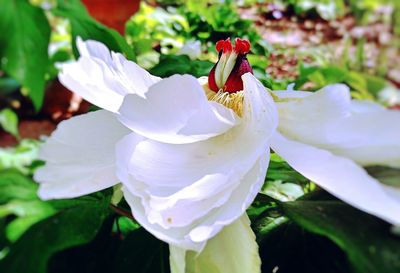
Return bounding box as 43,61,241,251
270,132,400,225
118,74,238,144
119,140,269,251
118,74,277,250
34,110,129,199
275,84,400,167
275,84,351,145
59,38,160,112
169,214,261,273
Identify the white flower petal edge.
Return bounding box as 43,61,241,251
170,214,261,273
270,132,400,226
59,37,161,112
118,74,239,144
274,84,400,168
117,73,277,252
35,110,130,199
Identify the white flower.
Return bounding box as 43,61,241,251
35,37,278,273
271,85,400,225
178,40,202,60
35,37,400,273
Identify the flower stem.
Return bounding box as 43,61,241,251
109,204,135,220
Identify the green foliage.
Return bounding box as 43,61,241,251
113,228,170,273
0,108,19,138
281,199,400,273
125,2,189,56
0,170,112,273
53,0,135,61
183,0,269,56
296,63,393,100
0,170,55,247
0,0,135,112
289,0,346,20
0,139,41,174
150,55,213,78
0,0,50,111
126,0,270,71
254,192,400,273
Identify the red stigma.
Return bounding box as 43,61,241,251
208,38,253,93
234,38,250,54
216,38,233,53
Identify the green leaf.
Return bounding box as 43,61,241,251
258,219,351,273
1,200,55,243
112,216,140,238
113,228,170,273
54,0,135,60
0,108,19,138
150,54,213,78
0,170,55,243
0,169,38,204
280,199,400,273
0,192,111,273
0,0,50,111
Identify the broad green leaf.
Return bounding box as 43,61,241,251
0,170,55,242
258,219,350,273
1,200,55,242
0,192,111,273
0,0,50,111
0,108,19,138
0,169,38,204
54,0,135,60
281,200,400,273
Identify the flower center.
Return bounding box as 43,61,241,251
208,38,253,93
199,77,245,117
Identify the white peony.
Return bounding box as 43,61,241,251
35,37,400,273
35,37,277,273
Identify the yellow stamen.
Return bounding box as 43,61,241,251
201,83,244,117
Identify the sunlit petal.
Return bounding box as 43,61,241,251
118,74,239,144
275,84,400,168
35,110,129,199
270,132,400,225
59,38,160,112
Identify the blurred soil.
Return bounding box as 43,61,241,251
240,3,400,87
0,79,89,147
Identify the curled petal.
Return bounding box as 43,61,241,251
59,37,160,112
35,110,129,199
118,74,277,250
270,132,400,226
118,74,239,144
275,84,400,168
170,214,261,273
